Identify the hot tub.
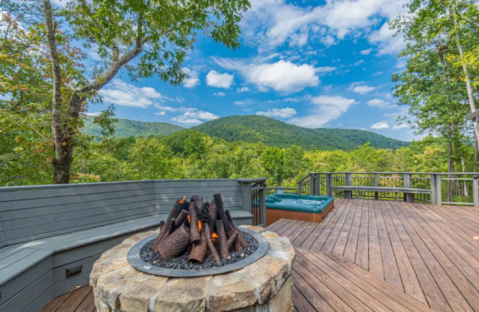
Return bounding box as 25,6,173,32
265,194,334,226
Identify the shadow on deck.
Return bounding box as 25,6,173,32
42,199,479,312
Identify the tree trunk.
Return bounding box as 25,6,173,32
452,1,479,145
42,0,69,184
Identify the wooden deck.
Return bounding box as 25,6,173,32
272,199,479,312
40,199,479,312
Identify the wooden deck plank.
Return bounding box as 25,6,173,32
317,251,435,312
390,201,474,312
332,199,358,256
381,201,427,304
275,219,300,236
39,291,73,312
59,286,92,312
300,198,348,250
291,221,319,248
375,201,404,292
321,199,353,253
386,201,452,312
75,290,96,312
292,271,337,312
343,199,363,262
414,204,479,276
296,251,396,312
267,218,289,232
311,199,351,252
399,202,479,311
294,258,366,312
355,198,369,271
368,200,384,280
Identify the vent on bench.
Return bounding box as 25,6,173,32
66,265,83,278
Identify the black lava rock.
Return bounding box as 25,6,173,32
140,232,259,271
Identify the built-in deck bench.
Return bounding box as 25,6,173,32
0,179,258,312
333,186,431,202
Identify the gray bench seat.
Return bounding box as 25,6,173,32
333,186,432,194
0,216,163,312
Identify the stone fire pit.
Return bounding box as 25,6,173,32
90,225,295,312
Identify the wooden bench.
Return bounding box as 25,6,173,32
0,179,254,312
333,186,431,202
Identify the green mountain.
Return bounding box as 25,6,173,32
83,117,185,138
191,115,409,150
84,115,409,150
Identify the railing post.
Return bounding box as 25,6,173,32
315,174,320,196
298,181,302,195
326,173,333,197
238,180,252,214
436,175,442,205
374,174,379,200
259,182,267,226
403,173,414,203
310,174,315,195
430,174,437,205
473,175,479,207
345,173,352,199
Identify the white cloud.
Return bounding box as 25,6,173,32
240,0,407,51
237,87,250,93
372,71,383,76
288,95,358,128
368,23,406,56
392,123,409,130
155,111,166,116
395,59,407,69
182,68,200,88
206,70,234,89
172,110,219,125
51,0,69,7
214,92,226,96
214,58,320,93
352,85,375,94
368,98,392,109
354,60,364,66
316,66,336,74
234,99,253,106
99,80,165,108
85,112,101,116
256,107,297,118
360,48,373,55
320,35,338,47
371,121,390,129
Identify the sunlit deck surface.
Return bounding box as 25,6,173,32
41,199,479,312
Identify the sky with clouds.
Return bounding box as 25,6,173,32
84,0,417,141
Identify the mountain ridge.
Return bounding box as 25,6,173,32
83,115,409,150
191,115,409,151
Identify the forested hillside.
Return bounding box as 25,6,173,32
192,115,409,150
83,117,185,138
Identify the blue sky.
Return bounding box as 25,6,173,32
84,0,416,142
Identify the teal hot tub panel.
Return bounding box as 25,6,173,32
265,194,334,213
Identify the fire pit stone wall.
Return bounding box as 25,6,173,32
90,226,295,312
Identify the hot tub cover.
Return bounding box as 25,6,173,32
265,194,333,213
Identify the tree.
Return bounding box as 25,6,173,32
127,138,173,180
260,147,285,186
38,0,250,183
391,0,474,174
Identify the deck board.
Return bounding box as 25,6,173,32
40,200,479,312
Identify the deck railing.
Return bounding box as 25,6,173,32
297,172,479,207
238,178,267,226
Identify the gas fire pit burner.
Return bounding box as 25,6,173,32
128,227,269,277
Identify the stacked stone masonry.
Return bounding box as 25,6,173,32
90,226,295,312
